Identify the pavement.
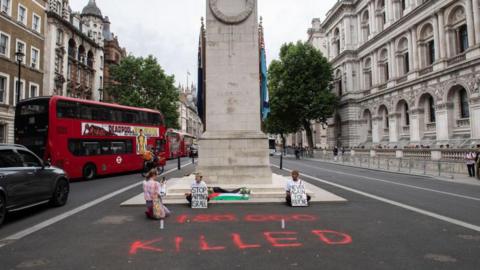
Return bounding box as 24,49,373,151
284,154,480,186
0,157,479,269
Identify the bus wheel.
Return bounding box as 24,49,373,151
83,164,97,180
0,193,6,226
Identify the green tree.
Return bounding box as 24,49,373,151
268,41,337,149
106,55,180,129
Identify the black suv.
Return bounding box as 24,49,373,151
0,144,69,226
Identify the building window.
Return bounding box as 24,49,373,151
77,69,81,84
459,88,470,118
0,123,5,143
31,48,39,69
17,5,26,25
0,33,9,56
404,103,410,126
32,14,41,32
15,80,24,105
427,40,435,65
15,40,26,64
0,75,6,103
1,0,11,15
378,0,386,31
29,84,38,98
100,56,104,69
428,96,436,123
458,24,469,54
403,53,409,74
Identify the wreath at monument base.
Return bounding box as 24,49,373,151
208,187,251,201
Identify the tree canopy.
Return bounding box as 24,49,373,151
267,41,337,148
106,55,180,129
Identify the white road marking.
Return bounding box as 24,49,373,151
273,164,480,233
0,163,192,246
289,160,480,202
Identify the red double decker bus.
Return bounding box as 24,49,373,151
14,96,167,180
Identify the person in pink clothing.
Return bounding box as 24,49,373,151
143,169,159,218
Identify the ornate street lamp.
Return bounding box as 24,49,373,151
15,50,25,104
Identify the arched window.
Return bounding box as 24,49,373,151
68,39,76,58
379,49,389,83
361,10,370,43
419,24,435,67
363,58,372,89
459,88,470,118
447,6,469,56
428,96,436,123
335,70,343,96
458,24,469,53
396,38,409,75
78,45,85,64
404,103,410,126
377,0,386,31
333,28,341,56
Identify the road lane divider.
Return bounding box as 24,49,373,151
272,164,480,233
0,163,193,248
283,159,480,202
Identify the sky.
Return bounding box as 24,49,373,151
69,0,337,87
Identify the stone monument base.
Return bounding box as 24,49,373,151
197,131,272,185
120,173,347,206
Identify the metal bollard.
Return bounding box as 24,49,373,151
280,154,283,170
178,156,181,170
398,158,402,172
387,158,390,171
438,161,441,176
409,159,412,173
423,161,427,175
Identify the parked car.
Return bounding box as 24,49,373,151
0,144,69,226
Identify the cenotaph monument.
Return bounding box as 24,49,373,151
197,0,272,185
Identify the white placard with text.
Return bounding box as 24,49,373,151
191,186,208,209
291,185,308,207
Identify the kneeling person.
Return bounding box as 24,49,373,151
286,170,311,206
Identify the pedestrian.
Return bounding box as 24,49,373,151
465,149,476,177
143,169,170,219
476,145,480,180
294,147,300,160
285,170,311,206
333,146,339,161
185,172,209,205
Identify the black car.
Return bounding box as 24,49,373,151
0,144,69,226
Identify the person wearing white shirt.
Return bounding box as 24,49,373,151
185,172,209,205
285,170,311,206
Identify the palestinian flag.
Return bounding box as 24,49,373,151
209,193,250,201
208,187,250,201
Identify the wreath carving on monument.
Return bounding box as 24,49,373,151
209,0,255,25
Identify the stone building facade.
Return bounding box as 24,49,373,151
43,0,106,101
102,16,126,102
0,0,47,143
178,84,203,139
308,0,480,149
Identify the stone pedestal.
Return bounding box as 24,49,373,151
198,0,272,185
200,131,272,185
